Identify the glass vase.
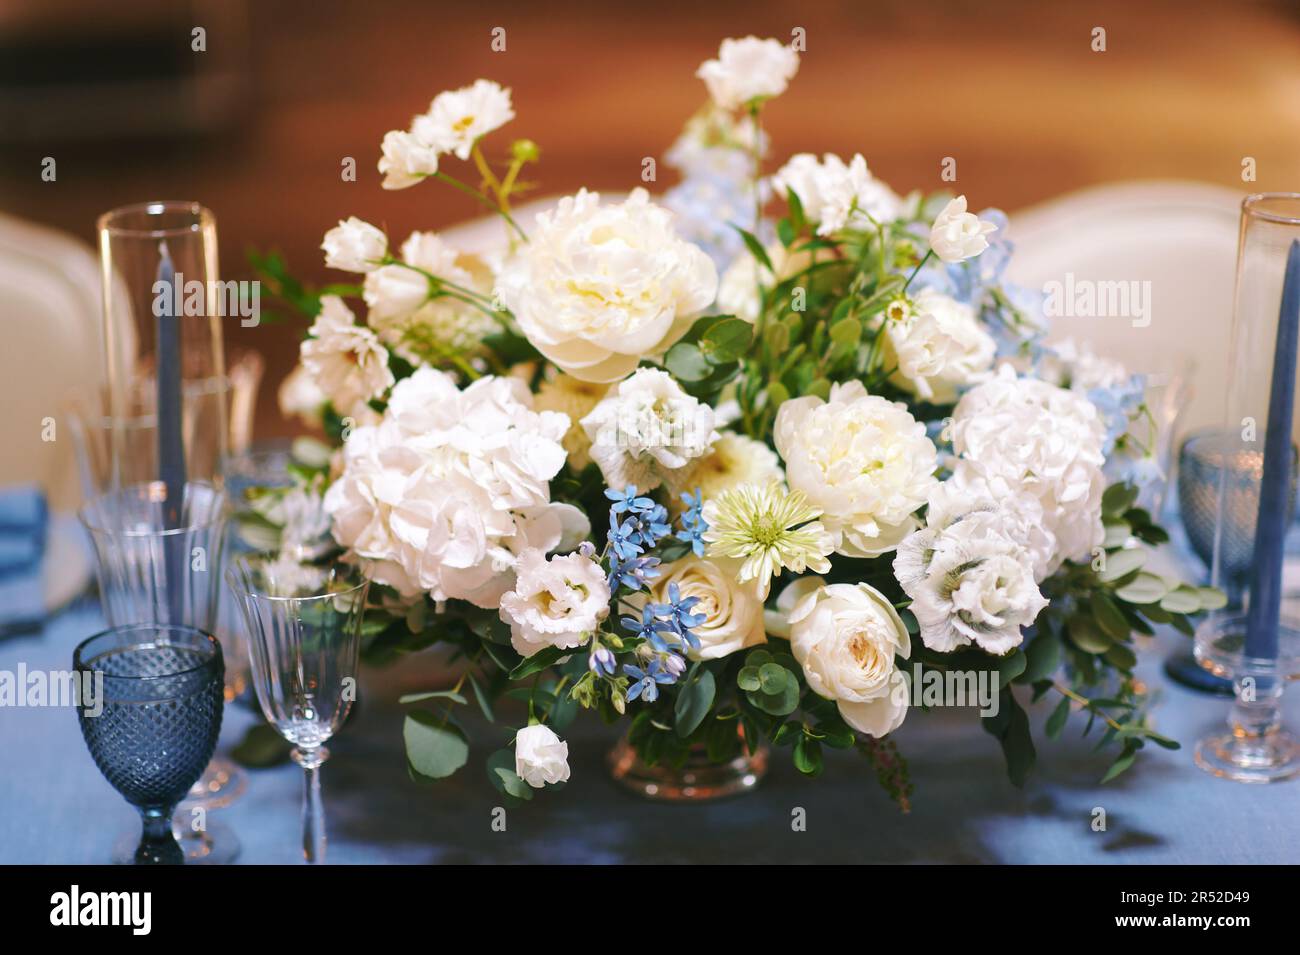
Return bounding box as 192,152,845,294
608,724,768,802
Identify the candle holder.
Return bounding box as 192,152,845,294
1194,194,1300,783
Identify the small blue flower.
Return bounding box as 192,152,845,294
605,486,657,516
608,510,646,561
660,652,687,680
635,504,673,548
588,646,617,676
621,606,671,643
676,488,709,556
648,583,705,653
624,660,677,702
608,555,662,592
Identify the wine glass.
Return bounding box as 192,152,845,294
73,624,225,864
226,555,368,863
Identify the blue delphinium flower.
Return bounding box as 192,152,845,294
608,554,662,592
605,486,657,516
608,509,646,561
588,646,617,676
621,606,670,643
648,583,705,653
676,488,709,557
624,660,676,702
635,504,673,549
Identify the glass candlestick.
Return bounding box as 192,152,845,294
1195,194,1300,783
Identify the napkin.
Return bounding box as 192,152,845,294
0,485,47,629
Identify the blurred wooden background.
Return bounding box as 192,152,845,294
3,0,1300,437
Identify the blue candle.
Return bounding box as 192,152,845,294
1244,239,1300,660
156,242,187,625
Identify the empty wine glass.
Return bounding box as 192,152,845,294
73,624,225,864
226,555,368,863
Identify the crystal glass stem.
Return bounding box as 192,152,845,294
137,805,184,865
293,746,329,864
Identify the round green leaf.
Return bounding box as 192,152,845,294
1098,547,1146,582
737,665,762,692
1067,615,1112,654
699,318,753,364
1114,571,1171,605
665,341,712,381
485,747,532,801
1160,587,1201,614
404,712,469,780
1197,586,1229,611
758,663,789,694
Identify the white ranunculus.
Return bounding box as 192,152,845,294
412,79,515,160
300,296,394,417
929,195,998,263
514,723,570,788
774,381,938,557
321,217,387,273
647,556,766,660
787,582,911,738
696,36,799,110
499,549,610,657
950,364,1107,571
771,153,901,236
323,368,587,607
884,288,996,403
496,188,718,383
378,130,440,190
894,507,1049,656
581,367,719,491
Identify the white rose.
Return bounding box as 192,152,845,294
894,507,1049,656
771,153,901,236
581,367,719,491
321,217,387,273
696,36,799,110
884,288,996,403
787,582,911,738
412,79,514,160
647,556,766,661
300,296,394,416
514,723,570,788
499,549,610,658
774,381,938,557
950,364,1106,571
378,130,440,190
929,195,998,263
496,188,718,383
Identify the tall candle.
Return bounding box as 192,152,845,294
1243,239,1300,660
156,241,187,625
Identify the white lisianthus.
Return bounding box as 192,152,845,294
774,381,938,557
514,723,570,788
300,296,394,417
894,507,1049,656
667,432,784,504
412,79,515,160
321,217,387,273
499,549,610,657
787,582,911,738
496,189,718,382
696,36,799,111
883,288,997,403
771,153,901,236
581,367,719,491
646,556,766,660
929,195,998,263
377,130,441,190
533,372,610,471
950,364,1107,571
323,368,588,607
277,365,327,429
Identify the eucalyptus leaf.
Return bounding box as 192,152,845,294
404,712,469,780
674,670,716,738
1098,547,1146,582
1114,572,1172,605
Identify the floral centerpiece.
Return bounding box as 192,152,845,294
252,36,1221,808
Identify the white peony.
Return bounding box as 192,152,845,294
412,79,515,160
774,381,937,557
321,217,387,273
277,365,327,429
514,723,570,788
499,549,610,658
787,582,911,738
696,36,799,111
299,296,394,417
894,504,1049,656
378,130,441,190
323,368,588,607
646,556,766,661
771,153,901,236
581,367,719,491
929,195,997,263
949,364,1107,571
495,188,718,383
883,288,996,403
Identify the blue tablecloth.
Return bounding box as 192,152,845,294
2,593,1298,865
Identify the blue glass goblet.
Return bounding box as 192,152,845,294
73,624,225,864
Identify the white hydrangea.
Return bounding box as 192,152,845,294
581,367,719,491
771,153,901,236
695,36,799,111
883,288,997,404
949,363,1107,571
496,189,717,382
323,368,588,607
299,296,394,417
774,381,938,557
